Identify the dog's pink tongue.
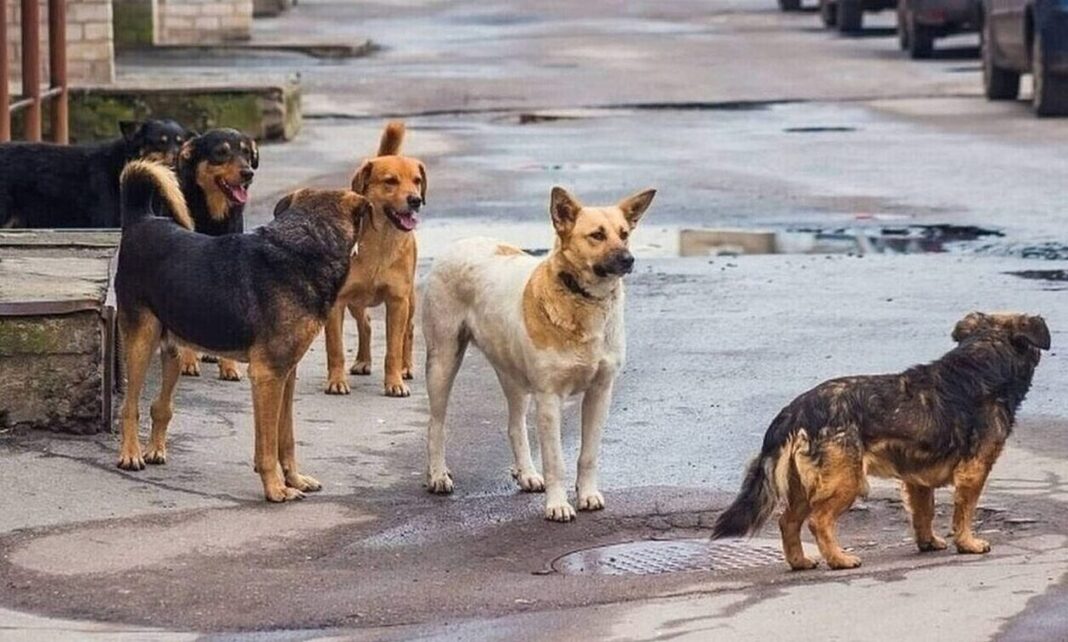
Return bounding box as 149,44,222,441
230,184,249,204
398,213,418,231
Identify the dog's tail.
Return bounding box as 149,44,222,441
120,159,193,230
711,410,804,539
377,121,405,156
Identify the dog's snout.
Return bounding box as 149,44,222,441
407,194,423,211
617,251,635,274
239,167,255,183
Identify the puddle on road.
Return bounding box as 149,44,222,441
1006,270,1068,290
783,126,858,133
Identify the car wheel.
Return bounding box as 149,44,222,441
837,0,863,33
982,17,1019,99
1033,32,1068,116
779,0,803,11
907,13,935,59
897,6,910,49
820,0,838,27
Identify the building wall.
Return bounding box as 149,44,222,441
6,0,115,86
155,0,252,44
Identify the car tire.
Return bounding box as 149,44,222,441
897,6,910,49
779,0,802,11
1033,32,1068,116
820,0,838,27
837,0,863,33
982,17,1019,100
907,14,935,59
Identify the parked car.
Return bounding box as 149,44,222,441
819,0,898,33
982,0,1068,115
897,0,982,58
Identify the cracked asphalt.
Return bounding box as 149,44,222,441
2,0,1068,639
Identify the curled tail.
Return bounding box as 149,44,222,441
711,413,803,539
120,160,192,230
377,121,406,156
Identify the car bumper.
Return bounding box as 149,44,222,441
910,0,978,27
1039,11,1068,74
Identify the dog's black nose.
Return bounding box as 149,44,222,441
407,195,423,211
617,252,635,273
240,168,254,182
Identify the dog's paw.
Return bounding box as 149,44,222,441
544,500,576,523
285,472,322,492
577,491,605,512
788,557,819,571
427,470,454,494
325,378,351,395
218,364,242,382
917,535,948,552
117,446,146,471
199,354,219,364
955,537,991,555
179,360,201,377
511,468,545,493
826,553,862,570
143,446,167,465
264,486,305,503
402,367,414,381
350,361,372,376
385,381,411,397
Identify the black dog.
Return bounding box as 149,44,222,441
0,119,193,228
712,312,1048,571
115,160,370,502
171,128,259,379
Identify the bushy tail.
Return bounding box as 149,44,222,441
120,160,192,230
377,121,405,156
711,414,799,539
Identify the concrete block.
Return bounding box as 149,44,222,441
679,228,778,256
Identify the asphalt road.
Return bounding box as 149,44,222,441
1,0,1068,639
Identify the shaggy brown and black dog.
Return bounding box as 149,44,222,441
712,312,1049,570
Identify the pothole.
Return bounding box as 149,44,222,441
552,538,786,576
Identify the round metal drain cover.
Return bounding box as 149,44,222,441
552,538,784,576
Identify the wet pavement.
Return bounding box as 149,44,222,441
2,0,1068,639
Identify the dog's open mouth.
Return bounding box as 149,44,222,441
384,207,419,232
216,177,250,205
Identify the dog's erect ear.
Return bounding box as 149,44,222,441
418,162,428,204
617,188,656,229
273,191,297,218
550,186,582,235
119,121,143,144
249,139,260,170
952,312,987,343
1014,315,1051,351
351,160,374,194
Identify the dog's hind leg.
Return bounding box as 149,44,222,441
178,347,201,376
535,393,575,522
780,470,817,570
278,368,322,493
145,344,181,465
117,311,162,471
424,322,468,495
349,304,372,376
951,442,1002,554
249,359,301,502
324,303,351,394
576,377,614,511
902,482,947,552
498,373,540,492
806,436,864,569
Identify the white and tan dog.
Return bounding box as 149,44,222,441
422,186,656,521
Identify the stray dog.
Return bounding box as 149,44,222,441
712,312,1049,570
422,186,656,521
0,119,192,228
114,160,369,502
320,121,425,397
174,128,259,381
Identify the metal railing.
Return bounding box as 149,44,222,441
0,0,68,143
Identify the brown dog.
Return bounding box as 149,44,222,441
712,312,1049,570
324,121,426,397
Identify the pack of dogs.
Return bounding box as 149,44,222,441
3,120,1050,572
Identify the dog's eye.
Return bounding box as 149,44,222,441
413,176,423,185
620,229,629,241
589,230,606,242
384,176,400,186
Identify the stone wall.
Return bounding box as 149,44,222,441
5,0,115,87
155,0,252,44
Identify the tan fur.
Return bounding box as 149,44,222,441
495,244,525,256
195,159,241,221
120,160,192,230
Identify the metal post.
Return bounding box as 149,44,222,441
48,0,65,143
0,0,9,142
20,0,40,142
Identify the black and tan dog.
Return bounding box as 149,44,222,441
0,119,192,228
115,160,369,502
173,128,259,381
712,312,1049,570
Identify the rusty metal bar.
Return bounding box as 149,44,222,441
47,0,65,143
0,0,9,142
9,86,61,112
20,0,40,142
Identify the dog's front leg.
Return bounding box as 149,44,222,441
535,393,574,522
249,361,302,502
278,369,321,493
383,293,411,397
324,303,351,395
577,378,614,511
951,443,1002,554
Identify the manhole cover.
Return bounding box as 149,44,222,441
552,538,785,576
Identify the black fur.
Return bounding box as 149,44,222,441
176,128,258,236
0,120,193,228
